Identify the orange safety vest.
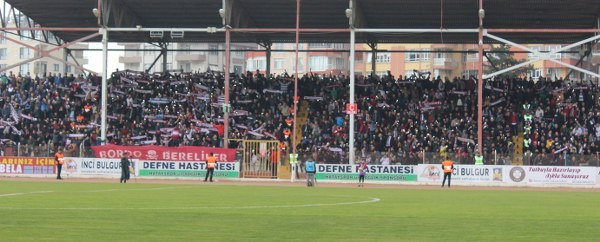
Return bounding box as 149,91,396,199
442,160,453,173
206,156,217,169
55,153,65,165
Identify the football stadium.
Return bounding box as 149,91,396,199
0,0,599,241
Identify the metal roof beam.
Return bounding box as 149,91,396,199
483,33,600,79
103,0,143,28
66,48,88,76
224,0,257,28
565,45,592,79
0,2,7,28
349,0,367,28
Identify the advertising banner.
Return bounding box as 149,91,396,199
0,157,55,174
62,158,135,177
417,164,504,183
504,166,597,185
91,144,237,162
315,164,417,182
138,160,240,178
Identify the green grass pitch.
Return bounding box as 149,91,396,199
0,180,599,241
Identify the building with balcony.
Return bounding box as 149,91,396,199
245,43,350,76
0,29,88,77
523,44,595,81
119,43,253,74
356,43,596,81
357,44,469,80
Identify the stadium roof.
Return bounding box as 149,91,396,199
5,0,600,44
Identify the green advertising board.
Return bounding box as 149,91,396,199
315,164,417,182
138,161,240,178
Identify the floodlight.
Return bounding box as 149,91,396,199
150,31,164,38
478,9,485,19
171,31,184,39
92,8,99,18
219,9,226,18
345,9,352,19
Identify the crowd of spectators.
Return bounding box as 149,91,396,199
297,72,599,166
0,68,598,166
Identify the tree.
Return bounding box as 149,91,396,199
484,44,534,79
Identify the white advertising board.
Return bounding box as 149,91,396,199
63,157,136,177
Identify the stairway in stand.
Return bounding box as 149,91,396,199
295,100,310,147
512,132,524,166
278,100,309,179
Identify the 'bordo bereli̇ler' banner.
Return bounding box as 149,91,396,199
91,144,237,162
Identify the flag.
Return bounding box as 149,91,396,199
10,104,19,124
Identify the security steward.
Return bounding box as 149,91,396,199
55,148,64,180
441,157,454,188
204,152,217,182
120,152,131,183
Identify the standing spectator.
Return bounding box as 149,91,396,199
305,153,317,187
204,152,217,182
357,160,367,187
120,152,131,183
380,153,391,165
54,148,64,180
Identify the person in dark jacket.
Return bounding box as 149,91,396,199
120,152,131,183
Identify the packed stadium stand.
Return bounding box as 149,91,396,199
0,69,598,166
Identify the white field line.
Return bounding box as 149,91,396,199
0,197,381,210
0,191,53,197
81,186,198,193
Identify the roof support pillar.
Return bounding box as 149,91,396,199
347,0,357,164
292,0,301,158
596,16,599,83
565,45,592,79
349,28,356,165
265,43,272,78
161,43,168,73
223,28,231,148
63,47,69,73
368,42,377,76
100,28,108,145
476,0,484,156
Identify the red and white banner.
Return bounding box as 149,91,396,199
91,144,237,162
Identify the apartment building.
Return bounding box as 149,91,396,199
0,31,88,77
119,43,254,74
245,43,350,76
357,43,595,81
